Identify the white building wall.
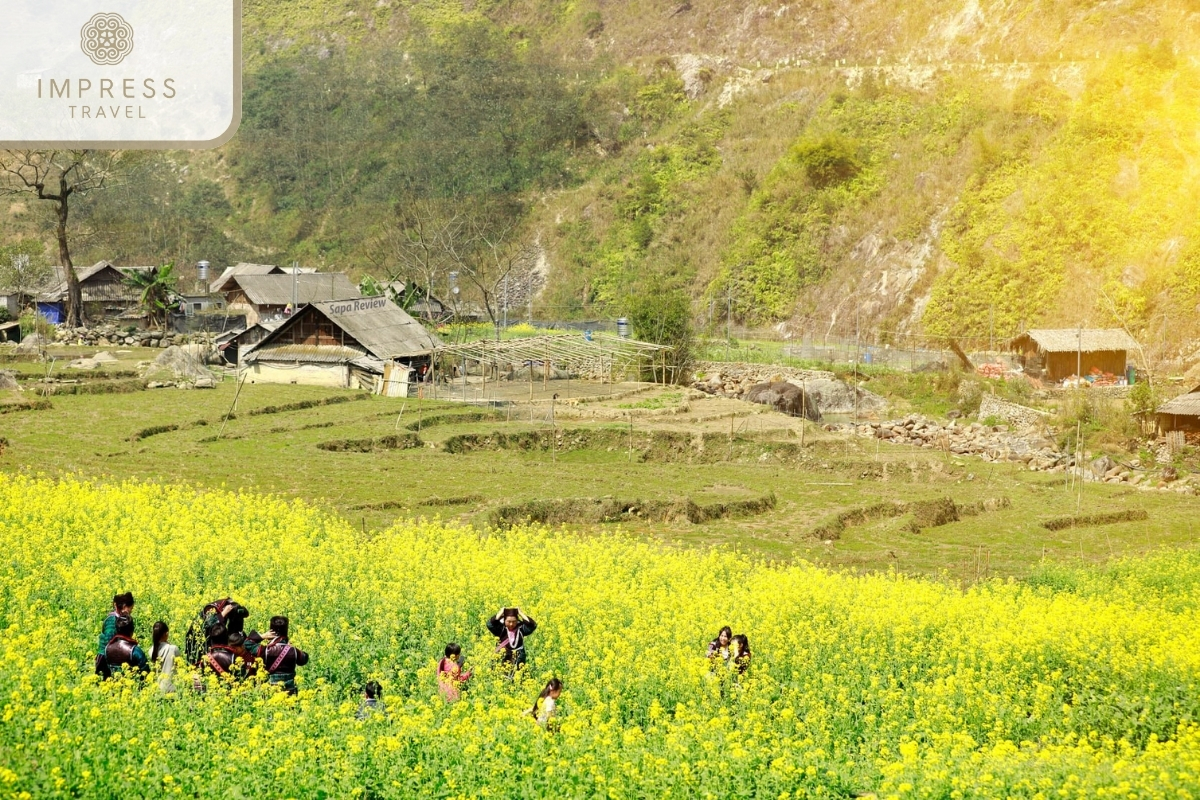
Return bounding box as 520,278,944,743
245,362,348,388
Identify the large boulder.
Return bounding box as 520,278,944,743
15,332,49,352
744,381,821,421
0,370,19,391
1090,455,1114,481
802,377,887,415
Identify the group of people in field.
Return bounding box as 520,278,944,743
435,607,560,728
707,625,752,676
97,595,749,731
95,593,309,695
95,596,564,729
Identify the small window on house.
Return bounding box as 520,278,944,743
193,303,202,311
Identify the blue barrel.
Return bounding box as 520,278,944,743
863,351,873,364
617,318,629,338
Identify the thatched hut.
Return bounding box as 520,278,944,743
1008,329,1139,382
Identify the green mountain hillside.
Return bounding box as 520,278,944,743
4,0,1199,353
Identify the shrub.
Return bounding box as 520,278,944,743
789,134,864,189
627,281,694,384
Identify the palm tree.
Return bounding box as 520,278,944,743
125,262,178,329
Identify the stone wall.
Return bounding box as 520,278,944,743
978,395,1052,428
53,324,217,348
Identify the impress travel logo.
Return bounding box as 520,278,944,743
0,1,241,149
80,13,135,66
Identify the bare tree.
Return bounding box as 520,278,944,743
453,215,541,339
365,198,465,321
367,197,541,336
0,150,123,326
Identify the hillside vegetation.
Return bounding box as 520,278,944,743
3,0,1199,352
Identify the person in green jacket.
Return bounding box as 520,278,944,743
95,592,135,678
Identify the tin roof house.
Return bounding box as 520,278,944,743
222,273,361,326
36,261,155,323
1157,383,1200,434
242,297,443,392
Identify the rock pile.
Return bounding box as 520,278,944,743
144,345,218,389
53,325,217,348
836,415,1197,493
839,416,1062,466
693,361,831,393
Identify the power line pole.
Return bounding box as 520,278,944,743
854,306,860,424
726,283,733,361
989,305,995,355
1077,323,1082,380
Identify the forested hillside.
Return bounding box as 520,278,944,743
3,0,1199,352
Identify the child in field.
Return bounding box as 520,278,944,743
149,621,180,694
731,634,752,676
528,678,563,730
706,626,733,669
437,643,472,703
357,681,386,719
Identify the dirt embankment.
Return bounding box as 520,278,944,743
442,427,812,464
488,493,777,529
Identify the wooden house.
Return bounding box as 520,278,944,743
209,262,285,295
36,261,155,322
218,320,280,365
223,273,360,326
1157,384,1200,434
242,297,442,391
1009,329,1139,382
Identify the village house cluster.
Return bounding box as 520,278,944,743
3,259,1199,435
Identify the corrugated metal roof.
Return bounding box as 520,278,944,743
1010,329,1140,354
228,320,280,349
247,297,443,362
210,263,284,294
1159,391,1200,417
38,261,145,303
233,274,360,307
311,297,443,358
245,343,366,364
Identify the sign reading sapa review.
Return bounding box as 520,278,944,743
0,1,240,148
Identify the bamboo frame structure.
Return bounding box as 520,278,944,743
430,333,673,402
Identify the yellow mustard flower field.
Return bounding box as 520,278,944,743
1,473,1199,799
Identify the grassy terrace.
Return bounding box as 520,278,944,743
3,347,1195,582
